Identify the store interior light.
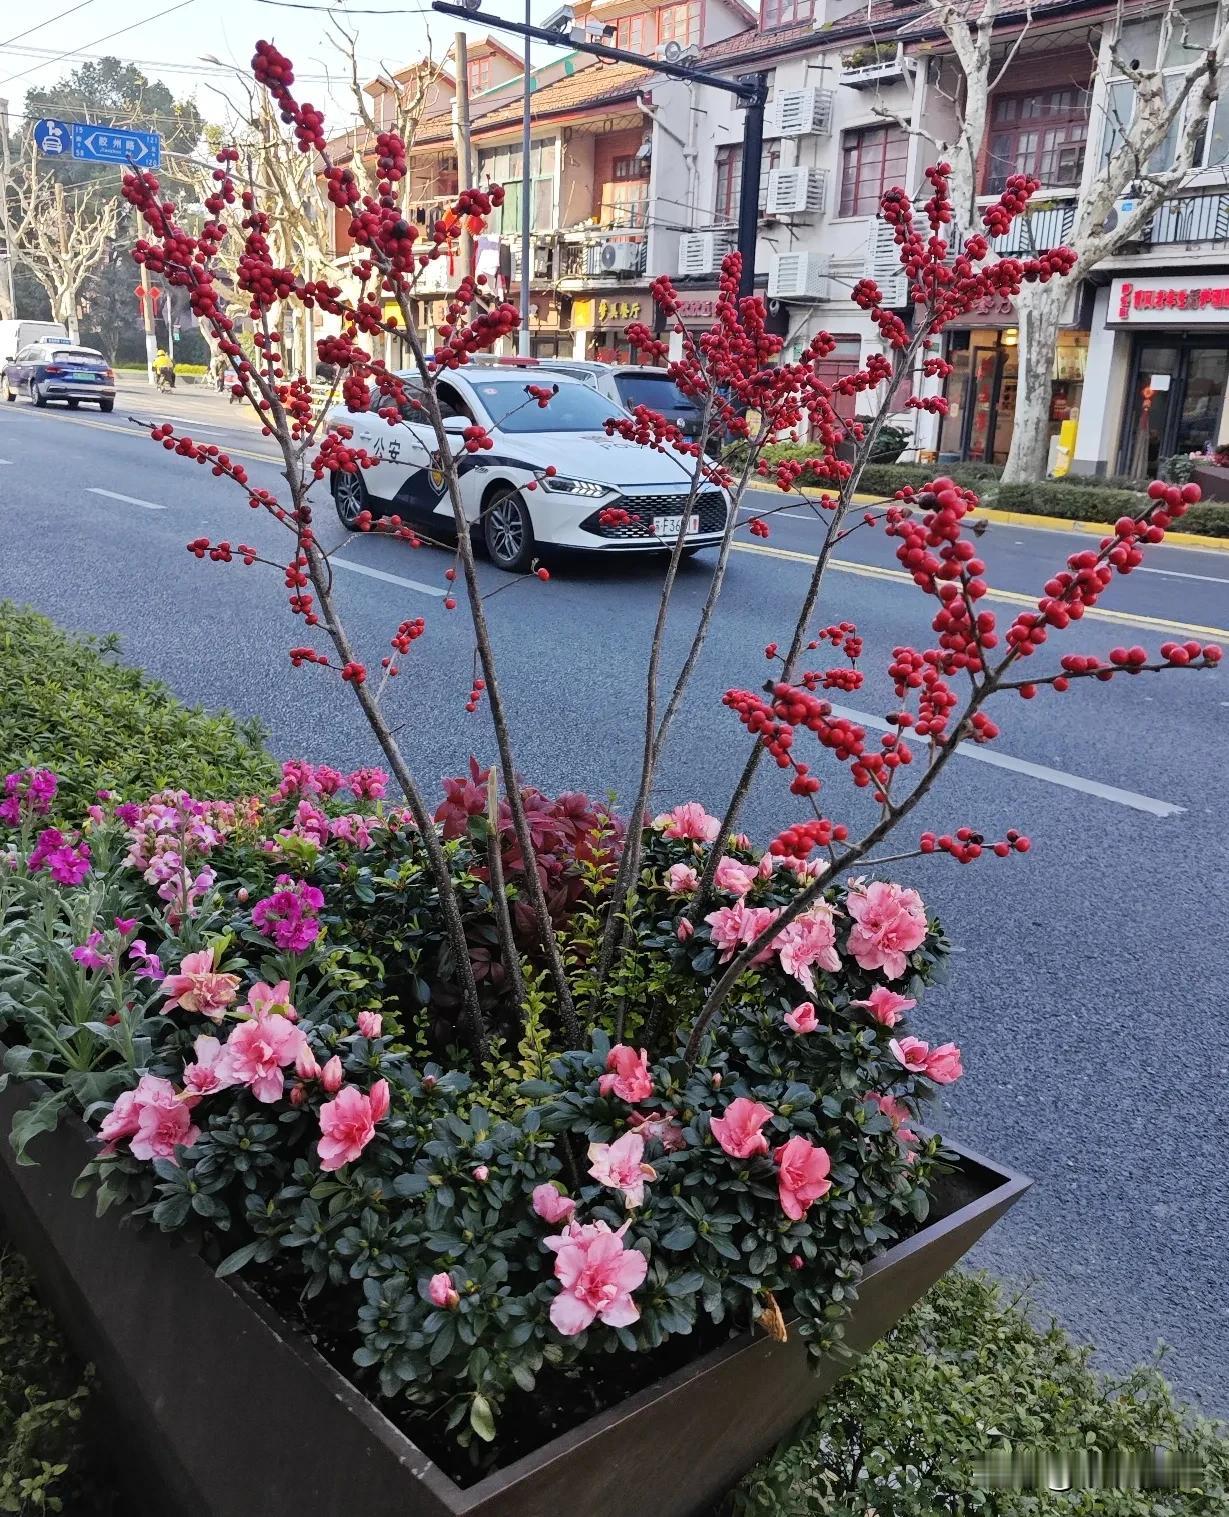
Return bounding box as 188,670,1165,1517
1002,328,1019,347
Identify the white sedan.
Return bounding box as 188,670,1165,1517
325,367,727,572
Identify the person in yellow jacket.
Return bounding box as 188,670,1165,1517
153,348,176,389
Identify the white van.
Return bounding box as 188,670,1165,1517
0,321,69,367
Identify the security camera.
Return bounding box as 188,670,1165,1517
541,4,574,31
459,0,482,12
634,132,652,162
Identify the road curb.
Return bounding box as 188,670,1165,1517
745,482,1229,553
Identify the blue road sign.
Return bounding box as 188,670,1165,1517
32,119,71,157
71,122,161,168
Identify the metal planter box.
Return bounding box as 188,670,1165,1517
0,1078,1029,1517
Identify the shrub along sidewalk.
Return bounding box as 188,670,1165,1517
0,602,1225,1514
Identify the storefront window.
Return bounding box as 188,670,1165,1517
1120,338,1229,476
941,329,1087,465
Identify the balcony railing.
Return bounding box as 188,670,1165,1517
989,202,1076,255
559,238,648,280
1148,190,1229,245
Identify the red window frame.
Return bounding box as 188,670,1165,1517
982,87,1089,193
612,153,646,182
616,12,650,49
839,124,909,218
714,140,779,221
658,0,700,48
761,0,814,29
468,56,491,95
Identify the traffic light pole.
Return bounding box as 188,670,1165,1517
431,3,766,300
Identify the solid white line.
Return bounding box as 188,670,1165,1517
330,556,445,598
149,416,235,434
0,458,11,465
86,487,164,511
738,503,827,522
826,703,1184,818
1136,565,1229,585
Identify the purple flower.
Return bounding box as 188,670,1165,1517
251,875,325,954
0,768,58,827
27,827,90,885
72,931,113,973
128,940,165,982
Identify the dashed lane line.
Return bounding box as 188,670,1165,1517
0,407,278,465
86,488,164,511
731,540,1229,640
330,556,445,598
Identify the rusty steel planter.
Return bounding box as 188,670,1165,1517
0,1077,1029,1517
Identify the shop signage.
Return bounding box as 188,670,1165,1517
675,295,717,321
944,294,1017,330
597,298,642,322
1109,276,1229,324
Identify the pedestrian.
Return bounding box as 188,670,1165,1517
153,348,176,391
212,350,228,392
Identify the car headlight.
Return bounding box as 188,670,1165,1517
540,475,607,497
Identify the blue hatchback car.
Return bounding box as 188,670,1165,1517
2,341,116,411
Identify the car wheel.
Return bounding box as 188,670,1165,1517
2,376,14,403
482,487,535,573
333,469,368,531
67,398,80,409
30,381,47,408
99,398,114,413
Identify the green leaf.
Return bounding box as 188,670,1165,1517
9,1091,68,1164
469,1394,496,1443
216,1241,261,1278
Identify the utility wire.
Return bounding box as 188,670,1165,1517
254,0,436,10
0,0,99,52
0,0,199,88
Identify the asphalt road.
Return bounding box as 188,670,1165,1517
2,377,1228,1413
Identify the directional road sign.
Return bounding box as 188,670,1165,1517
71,122,161,168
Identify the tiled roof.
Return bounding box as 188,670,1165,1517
897,0,1112,36
416,60,653,143
700,1,928,66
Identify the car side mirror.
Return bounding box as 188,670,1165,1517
441,415,470,435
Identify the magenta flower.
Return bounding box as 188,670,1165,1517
158,947,241,1021
587,1132,655,1210
113,916,137,937
316,1080,390,1171
532,1183,576,1224
846,881,927,980
713,855,758,897
72,931,113,973
774,1136,832,1221
652,802,720,843
775,905,841,992
28,827,91,885
784,1000,819,1034
347,767,388,800
544,1220,648,1336
223,1011,308,1104
598,1044,653,1104
251,875,325,954
852,985,916,1027
0,768,57,826
127,940,164,982
427,1271,460,1309
182,1035,235,1098
710,1097,773,1158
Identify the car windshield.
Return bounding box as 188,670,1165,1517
473,378,619,433
54,350,105,365
614,372,701,414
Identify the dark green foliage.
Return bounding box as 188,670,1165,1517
0,603,277,821
0,1248,114,1515
732,1271,1229,1516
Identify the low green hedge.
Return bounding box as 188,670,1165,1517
733,1271,1229,1516
113,362,209,377
0,603,277,821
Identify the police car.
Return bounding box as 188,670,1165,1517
325,365,727,572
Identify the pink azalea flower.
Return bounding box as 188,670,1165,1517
224,1011,308,1103
869,1093,920,1150
98,1073,177,1150
714,855,758,897
774,1136,832,1221
652,802,720,843
889,1036,963,1084
710,1097,773,1158
532,1183,577,1224
472,1165,490,1183
587,1132,655,1209
784,1000,819,1034
427,1271,460,1309
320,1055,343,1093
846,881,927,980
704,902,781,965
131,1098,200,1165
158,946,241,1020
245,979,296,1021
775,905,841,993
627,1109,687,1152
317,1081,389,1171
665,862,699,895
182,1035,235,1097
598,1044,653,1104
852,986,917,1027
544,1220,648,1335
676,918,694,942
357,1010,382,1038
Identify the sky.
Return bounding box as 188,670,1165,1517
0,0,567,135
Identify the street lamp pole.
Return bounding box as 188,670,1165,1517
433,3,767,301
519,0,532,355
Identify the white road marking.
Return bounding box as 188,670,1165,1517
738,502,828,522
148,417,235,434
826,703,1185,818
1136,565,1229,585
86,487,164,511
330,556,445,598
0,458,11,465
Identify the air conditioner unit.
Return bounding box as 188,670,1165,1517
768,251,833,301
765,167,827,217
866,216,910,307
678,229,737,277
773,88,834,137
598,240,643,273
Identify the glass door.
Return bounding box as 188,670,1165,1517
965,346,999,462
1120,342,1179,478
1172,346,1229,457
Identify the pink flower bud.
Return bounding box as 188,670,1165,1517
711,1072,723,1089
236,887,249,904
428,1271,460,1310
294,1045,320,1081
472,1165,489,1183
289,1085,306,1107
357,1011,382,1038
321,1055,343,1093
677,918,694,942
421,1074,437,1092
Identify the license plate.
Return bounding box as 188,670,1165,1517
70,371,97,380
655,513,700,537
